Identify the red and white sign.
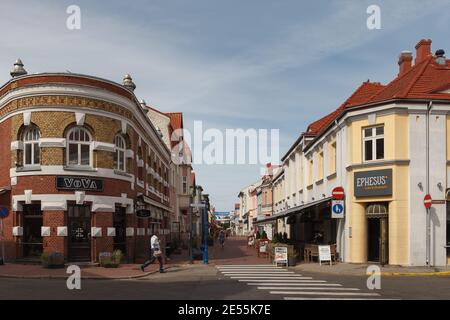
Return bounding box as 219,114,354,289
332,186,345,200
424,194,432,209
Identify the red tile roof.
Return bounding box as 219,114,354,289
351,56,450,106
306,81,385,135
165,112,183,132
306,42,450,138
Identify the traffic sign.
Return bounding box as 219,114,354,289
331,199,345,219
332,186,345,200
0,206,9,219
424,194,432,209
190,203,206,208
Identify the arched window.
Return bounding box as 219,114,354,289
22,126,40,166
114,135,126,172
67,127,91,166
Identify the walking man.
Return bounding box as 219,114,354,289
141,233,164,273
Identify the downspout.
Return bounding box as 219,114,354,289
426,101,433,266
335,118,345,262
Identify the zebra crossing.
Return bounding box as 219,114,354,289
216,265,390,300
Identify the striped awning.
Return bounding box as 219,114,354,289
366,203,388,218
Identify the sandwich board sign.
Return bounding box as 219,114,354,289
274,247,288,266
318,245,332,266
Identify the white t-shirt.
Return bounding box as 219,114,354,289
151,235,161,250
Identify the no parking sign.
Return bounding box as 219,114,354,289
331,200,345,219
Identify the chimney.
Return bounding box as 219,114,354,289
398,51,413,76
265,163,273,176
415,39,432,64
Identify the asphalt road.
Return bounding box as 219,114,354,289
0,264,449,300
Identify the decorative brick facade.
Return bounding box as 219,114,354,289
0,72,175,263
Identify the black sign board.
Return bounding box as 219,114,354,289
354,169,392,197
136,209,151,218
56,176,104,192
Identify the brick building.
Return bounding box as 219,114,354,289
0,60,175,263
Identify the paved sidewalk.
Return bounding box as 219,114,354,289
292,262,450,276
208,236,270,265
0,250,191,280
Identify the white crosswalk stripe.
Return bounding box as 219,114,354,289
216,264,385,300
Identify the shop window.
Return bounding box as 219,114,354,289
114,135,126,172
67,127,91,167
22,126,41,166
363,125,384,162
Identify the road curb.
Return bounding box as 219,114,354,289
366,271,450,277
0,265,179,280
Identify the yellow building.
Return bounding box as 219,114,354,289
273,39,450,266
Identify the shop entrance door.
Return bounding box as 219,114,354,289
22,204,43,258
68,205,91,262
113,206,127,255
368,217,388,264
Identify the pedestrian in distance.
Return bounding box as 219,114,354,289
218,230,225,249
141,233,164,273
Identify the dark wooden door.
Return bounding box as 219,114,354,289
368,218,380,262
23,204,43,258
113,206,127,255
68,205,91,262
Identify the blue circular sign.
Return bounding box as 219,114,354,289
332,204,344,214
0,206,9,218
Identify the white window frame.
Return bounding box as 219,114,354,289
114,135,126,172
363,125,385,162
22,126,40,166
66,127,92,167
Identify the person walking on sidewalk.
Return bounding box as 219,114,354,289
141,234,164,273
218,230,225,249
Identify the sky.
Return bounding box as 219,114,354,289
1,0,450,211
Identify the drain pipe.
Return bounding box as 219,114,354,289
426,101,433,266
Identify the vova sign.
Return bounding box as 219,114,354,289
354,169,392,197
56,176,104,192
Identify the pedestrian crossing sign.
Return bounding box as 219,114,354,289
331,200,345,219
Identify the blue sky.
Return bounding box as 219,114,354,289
1,0,450,211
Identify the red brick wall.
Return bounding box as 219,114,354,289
43,211,66,258
92,212,113,262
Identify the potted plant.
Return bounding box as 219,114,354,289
100,250,123,268
282,232,288,243
41,252,65,268
261,231,268,240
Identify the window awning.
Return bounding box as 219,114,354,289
252,197,332,224
366,203,388,218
